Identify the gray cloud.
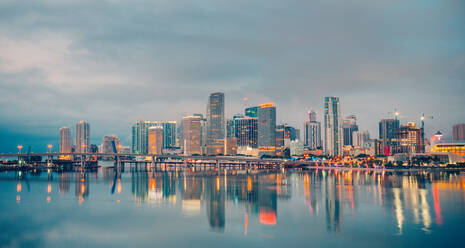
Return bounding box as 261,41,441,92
0,0,464,151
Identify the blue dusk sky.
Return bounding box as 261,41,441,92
0,0,464,152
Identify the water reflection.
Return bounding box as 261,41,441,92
6,167,465,235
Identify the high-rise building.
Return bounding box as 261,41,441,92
397,122,424,154
304,122,321,150
379,119,400,156
226,119,235,138
258,103,276,155
101,135,121,154
75,120,90,153
342,115,358,146
224,137,238,155
452,124,465,142
206,92,225,155
324,97,342,156
131,121,176,154
148,126,164,154
276,124,285,149
59,126,72,153
236,117,258,148
245,106,259,118
308,110,317,122
182,116,202,156
352,130,370,148
193,113,207,155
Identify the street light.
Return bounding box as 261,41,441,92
17,145,23,154
81,144,87,153
47,144,53,153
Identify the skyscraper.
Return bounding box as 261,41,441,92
148,126,164,154
193,113,207,155
59,126,71,153
226,119,235,138
352,130,370,148
304,111,321,150
342,115,358,146
324,97,342,156
131,121,176,154
206,92,225,155
101,135,121,154
452,124,465,142
258,103,276,155
182,116,202,155
75,120,90,153
397,122,424,154
236,117,258,148
379,119,400,156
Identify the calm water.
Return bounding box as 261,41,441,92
1,165,465,248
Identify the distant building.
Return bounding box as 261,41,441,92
352,130,370,148
59,126,72,153
131,120,176,154
276,124,285,149
236,117,258,148
397,122,424,154
182,116,202,156
379,119,400,156
258,103,276,155
324,97,342,156
226,119,235,138
89,144,98,153
224,137,238,155
193,113,207,154
101,135,121,154
148,126,163,154
245,106,259,118
452,124,465,142
75,120,90,153
290,140,304,156
343,115,358,146
304,110,321,150
206,92,225,155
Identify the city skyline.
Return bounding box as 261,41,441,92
1,1,465,152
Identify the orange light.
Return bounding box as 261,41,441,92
17,183,22,193
259,207,276,225
260,103,274,108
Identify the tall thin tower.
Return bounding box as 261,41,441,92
206,92,225,155
76,120,90,153
324,97,342,156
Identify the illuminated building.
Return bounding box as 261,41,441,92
224,137,237,155
101,135,121,154
206,92,225,155
379,119,400,156
236,117,258,153
131,121,176,154
432,143,465,156
59,126,72,153
148,127,163,154
452,124,465,142
258,103,276,155
245,106,259,118
193,113,207,154
397,122,424,154
304,110,321,150
343,115,358,146
429,131,444,151
75,120,90,153
182,116,202,156
276,124,285,149
324,97,342,156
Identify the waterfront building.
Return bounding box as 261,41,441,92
182,116,202,156
75,120,90,153
379,119,400,156
59,126,72,153
397,122,424,154
343,115,358,146
193,113,207,155
290,140,304,156
352,130,370,148
258,103,277,155
245,106,259,118
276,124,285,149
304,110,321,150
148,126,164,154
206,92,225,155
432,143,465,156
131,121,176,154
452,124,465,142
224,137,238,155
236,117,258,148
324,97,342,156
101,135,121,154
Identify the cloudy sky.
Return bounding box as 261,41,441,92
0,0,464,152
